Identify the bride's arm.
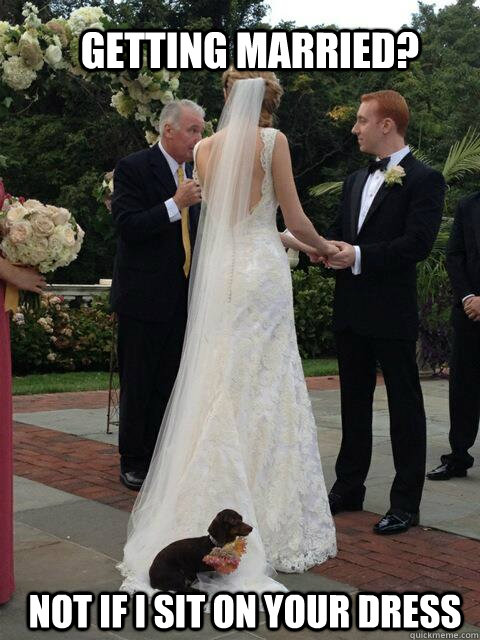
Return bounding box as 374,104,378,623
272,132,335,258
279,229,317,255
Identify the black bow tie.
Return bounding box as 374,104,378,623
367,157,390,174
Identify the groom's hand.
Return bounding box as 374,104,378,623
464,296,480,321
326,241,356,269
173,179,202,210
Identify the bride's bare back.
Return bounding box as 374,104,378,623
195,128,328,256
195,128,266,214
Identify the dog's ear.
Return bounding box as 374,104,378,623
208,513,224,541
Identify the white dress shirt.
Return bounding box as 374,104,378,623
158,141,184,223
352,145,410,275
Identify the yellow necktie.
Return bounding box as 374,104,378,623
177,166,191,278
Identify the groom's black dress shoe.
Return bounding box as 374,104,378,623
328,490,364,515
120,470,146,491
373,510,419,535
426,462,467,481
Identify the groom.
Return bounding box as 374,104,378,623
111,99,205,490
325,90,445,534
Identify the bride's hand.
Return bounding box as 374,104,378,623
318,240,340,261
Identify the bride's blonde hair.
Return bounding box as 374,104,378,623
221,67,283,127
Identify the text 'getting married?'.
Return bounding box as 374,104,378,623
79,29,421,72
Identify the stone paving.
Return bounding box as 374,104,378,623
1,377,479,639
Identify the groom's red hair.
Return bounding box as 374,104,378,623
361,90,409,137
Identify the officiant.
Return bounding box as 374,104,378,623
110,99,205,491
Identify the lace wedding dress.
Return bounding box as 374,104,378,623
119,80,336,597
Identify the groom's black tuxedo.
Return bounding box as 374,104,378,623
328,152,445,514
443,193,480,469
111,145,200,474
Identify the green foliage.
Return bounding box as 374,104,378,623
292,267,335,358
442,129,480,183
417,218,454,374
10,293,113,374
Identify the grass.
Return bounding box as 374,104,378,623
302,358,338,377
12,360,339,395
12,371,118,396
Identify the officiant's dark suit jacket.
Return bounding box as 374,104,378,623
110,144,200,474
446,192,480,329
329,153,445,340
110,144,200,322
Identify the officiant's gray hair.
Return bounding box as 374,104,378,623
158,100,205,134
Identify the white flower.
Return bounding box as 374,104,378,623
145,130,159,145
110,90,135,118
18,31,44,71
46,352,56,361
9,220,32,244
384,165,406,187
74,224,85,254
2,56,36,91
44,44,63,69
55,224,76,247
31,212,55,236
169,77,179,91
23,199,45,212
4,42,19,56
22,2,39,17
22,2,42,28
51,207,71,226
37,317,53,333
0,21,10,53
160,90,174,105
6,203,27,223
12,312,25,325
137,73,152,88
68,7,106,36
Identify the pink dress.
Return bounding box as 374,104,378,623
0,280,14,603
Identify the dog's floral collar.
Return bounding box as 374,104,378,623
203,537,247,574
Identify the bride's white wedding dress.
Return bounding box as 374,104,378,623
119,79,336,597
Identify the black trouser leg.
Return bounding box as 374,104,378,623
375,339,426,513
333,329,377,497
445,326,480,469
117,307,186,473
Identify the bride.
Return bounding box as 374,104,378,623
119,68,338,596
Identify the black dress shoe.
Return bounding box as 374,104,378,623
120,470,146,491
373,510,419,535
426,462,467,481
328,490,364,515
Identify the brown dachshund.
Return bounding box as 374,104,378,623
149,509,252,594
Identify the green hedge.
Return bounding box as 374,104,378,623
9,260,453,375
10,294,113,375
292,267,335,359
10,268,338,374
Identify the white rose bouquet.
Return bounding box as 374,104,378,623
0,193,84,309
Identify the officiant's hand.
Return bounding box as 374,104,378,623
6,264,46,294
173,179,202,209
326,241,356,269
464,296,480,321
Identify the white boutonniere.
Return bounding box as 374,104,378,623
383,165,406,187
